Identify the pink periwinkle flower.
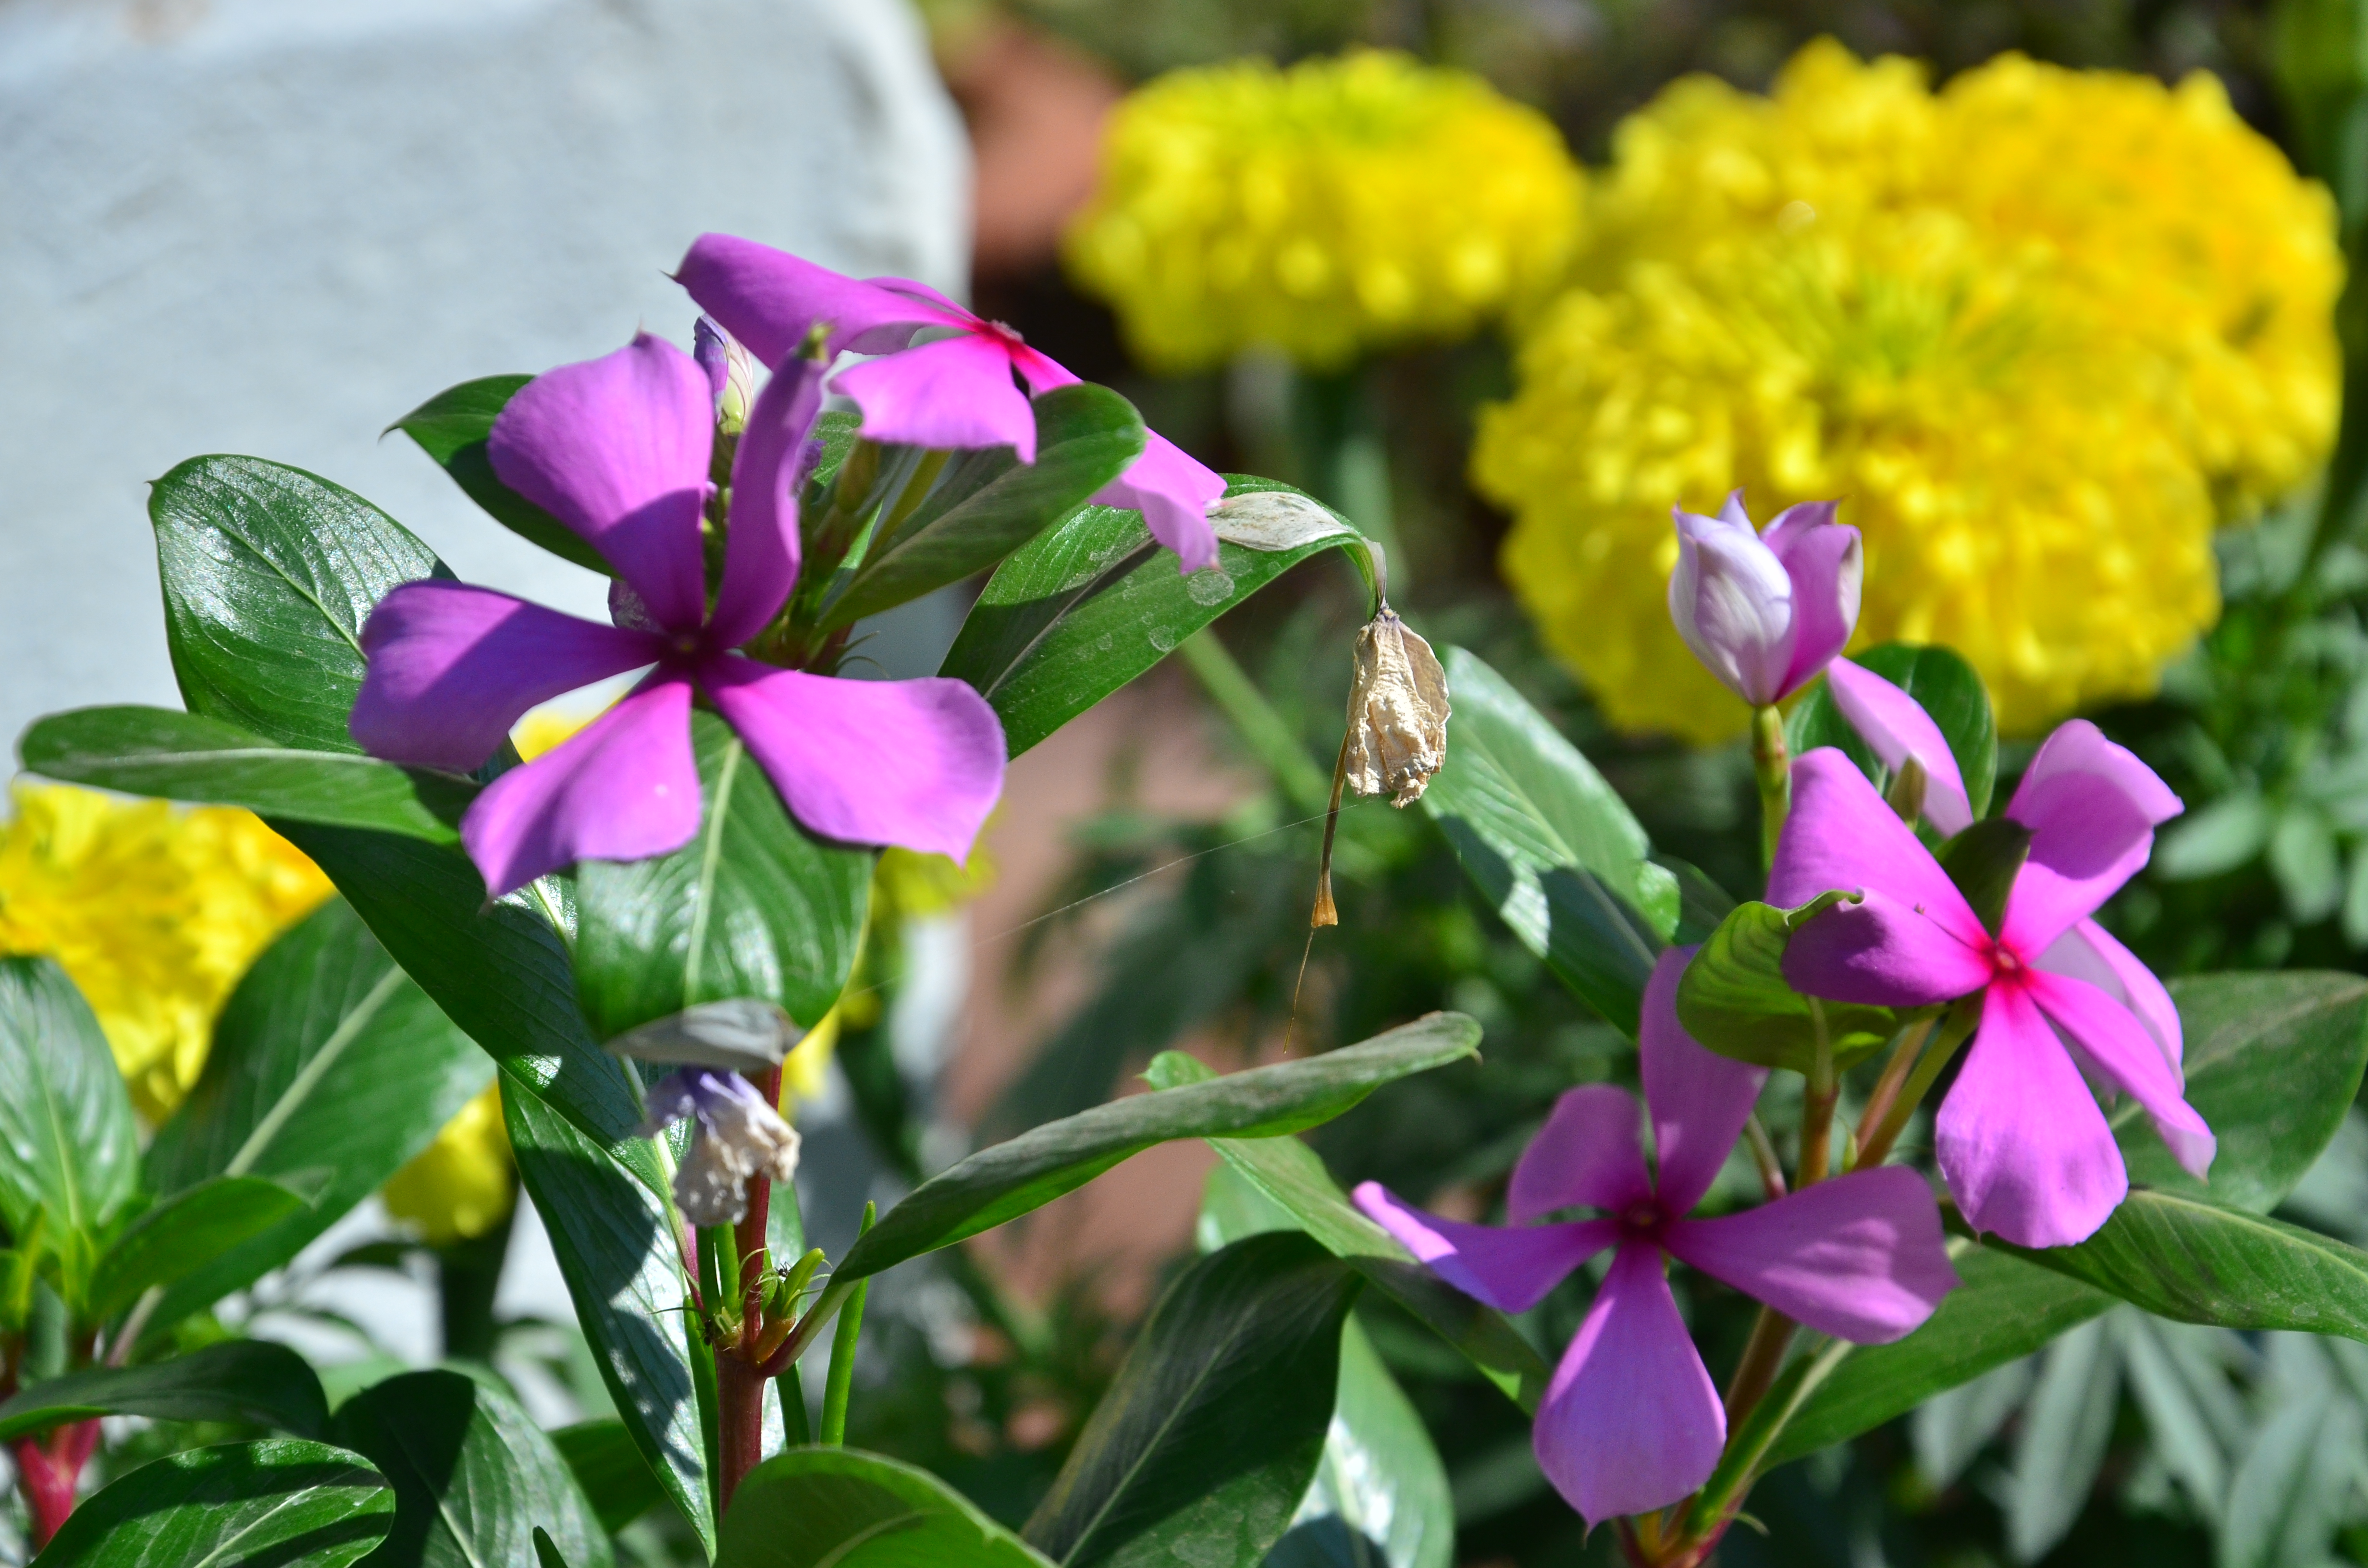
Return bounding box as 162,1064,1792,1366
349,333,1006,898
676,233,1225,574
1821,656,1974,835
1668,492,1862,707
1354,951,1957,1528
1772,722,2211,1249
639,1068,799,1226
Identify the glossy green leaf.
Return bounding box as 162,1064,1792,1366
718,1447,1052,1568
87,1175,314,1320
1420,649,1678,1036
1786,643,1997,819
0,958,137,1246
837,1013,1480,1284
505,1084,710,1558
151,455,445,754
1025,1234,1360,1568
142,898,490,1325
0,1340,328,1440
575,711,871,1040
1178,1073,1550,1412
30,1439,392,1568
552,1419,667,1536
21,706,470,843
1764,1243,2114,1468
392,375,612,575
820,384,1144,629
1673,897,1900,1072
333,1369,612,1568
940,478,1375,757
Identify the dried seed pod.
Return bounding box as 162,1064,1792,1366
1344,608,1450,806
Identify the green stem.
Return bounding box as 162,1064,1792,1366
1720,1306,1798,1432
1856,1000,1980,1168
1796,999,1837,1187
1177,629,1333,813
819,1203,876,1445
1750,704,1790,873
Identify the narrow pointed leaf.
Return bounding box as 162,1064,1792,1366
392,375,612,575
717,1448,1053,1568
87,1175,314,1320
0,1341,327,1440
28,1439,391,1568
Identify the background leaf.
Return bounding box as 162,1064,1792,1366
574,711,871,1040
0,958,138,1253
1786,643,1998,818
391,375,612,575
332,1369,612,1568
86,1175,314,1320
1023,1233,1361,1568
717,1448,1052,1568
0,1341,328,1440
2002,1317,2119,1563
20,707,470,844
1419,648,1678,1036
551,1420,666,1536
939,478,1373,757
29,1439,391,1568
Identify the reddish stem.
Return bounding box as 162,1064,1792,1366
713,1065,783,1520
13,1420,99,1546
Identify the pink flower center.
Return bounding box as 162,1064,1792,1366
1991,944,2024,980
1617,1197,1668,1243
975,319,1026,349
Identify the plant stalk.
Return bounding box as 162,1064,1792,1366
819,1202,876,1445
1795,999,1838,1187
1855,1000,1980,1169
1721,1306,1798,1433
1853,1017,1937,1166
1749,704,1790,872
713,1065,782,1518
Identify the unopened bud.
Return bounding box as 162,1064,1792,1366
693,315,758,434
1885,755,1928,827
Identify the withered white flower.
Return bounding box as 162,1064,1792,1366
639,1068,802,1226
1343,607,1450,807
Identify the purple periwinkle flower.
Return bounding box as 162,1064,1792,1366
1354,951,1957,1528
1822,657,1974,834
1773,725,2211,1249
1668,492,1862,707
676,233,1226,574
639,1068,800,1226
349,333,1007,897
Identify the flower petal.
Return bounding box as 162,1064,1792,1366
676,234,955,361
1352,1182,1614,1313
1823,657,1973,836
350,582,662,771
1640,946,1766,1216
699,658,1005,859
1664,1167,1957,1342
1533,1242,1725,1530
708,356,827,649
1506,1085,1653,1222
633,1067,703,1137
1937,981,2128,1248
2001,721,2183,953
1093,432,1223,574
830,333,1041,462
2036,919,2183,1078
1764,505,1862,701
2027,968,2214,1180
458,675,701,897
1668,507,1794,705
487,334,714,631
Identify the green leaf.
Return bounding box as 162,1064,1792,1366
0,958,138,1248
575,711,871,1040
391,375,613,576
2123,972,2368,1210
332,1369,612,1568
141,899,490,1326
1024,1234,1358,1568
0,1341,328,1440
21,706,470,844
1764,1243,2114,1469
505,1084,710,1558
1994,1188,2368,1339
1935,819,2032,936
1786,643,1997,818
29,1439,392,1568
939,479,1375,758
1419,648,1678,1036
551,1420,667,1536
821,384,1145,630
1180,1083,1550,1412
2220,1377,2363,1568
836,1013,1480,1284
1673,897,1900,1072
151,456,445,754
536,1528,575,1568
86,1175,314,1321
717,1447,1052,1568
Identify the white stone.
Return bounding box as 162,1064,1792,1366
0,0,969,749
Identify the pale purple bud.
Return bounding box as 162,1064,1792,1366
638,1068,801,1225
692,315,757,434
1666,491,1860,708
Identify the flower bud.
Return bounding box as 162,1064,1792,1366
693,314,758,434
1667,492,1860,708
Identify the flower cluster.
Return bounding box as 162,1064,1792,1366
1063,50,1585,372
1475,40,2340,740
0,783,330,1119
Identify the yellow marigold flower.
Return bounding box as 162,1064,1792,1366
0,782,333,1119
1477,41,2339,740
382,1081,516,1246
1064,50,1585,372
781,1004,842,1111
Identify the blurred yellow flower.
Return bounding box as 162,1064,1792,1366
1475,41,2341,740
382,1081,515,1246
1065,49,1585,372
0,782,333,1119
